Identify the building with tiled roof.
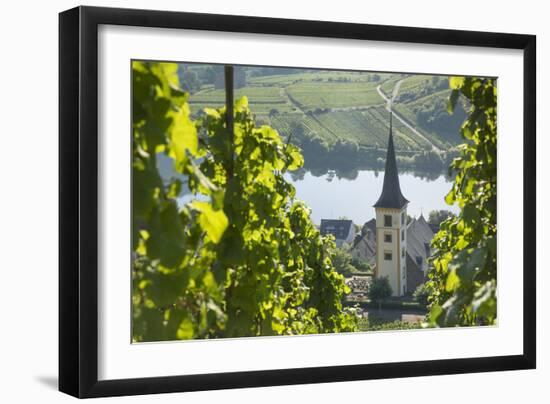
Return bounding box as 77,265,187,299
320,219,355,247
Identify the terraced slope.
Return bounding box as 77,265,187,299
185,65,465,154
189,86,296,115
381,76,467,147
285,81,383,111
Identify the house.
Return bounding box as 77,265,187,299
351,214,434,296
320,219,355,247
351,218,376,267
405,215,434,293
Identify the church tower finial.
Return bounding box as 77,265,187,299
373,110,409,209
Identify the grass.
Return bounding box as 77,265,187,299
189,86,295,115
286,81,383,110
357,317,426,332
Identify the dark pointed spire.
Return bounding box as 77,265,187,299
373,112,409,209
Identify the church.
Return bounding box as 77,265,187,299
359,112,434,296
321,113,434,297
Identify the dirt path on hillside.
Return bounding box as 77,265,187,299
281,87,303,112
280,80,443,154
376,81,442,153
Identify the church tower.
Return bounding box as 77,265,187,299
374,113,409,297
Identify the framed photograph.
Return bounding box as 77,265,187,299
59,6,536,398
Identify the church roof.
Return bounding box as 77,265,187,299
406,216,434,264
353,233,377,266
373,113,409,209
362,218,376,236
351,219,377,266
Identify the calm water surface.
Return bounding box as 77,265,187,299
285,170,458,226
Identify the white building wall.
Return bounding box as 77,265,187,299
375,206,408,296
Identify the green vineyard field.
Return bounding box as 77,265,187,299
185,66,465,155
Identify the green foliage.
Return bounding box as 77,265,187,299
427,210,455,229
248,70,389,86
330,244,370,277
351,257,371,273
189,86,293,115
132,61,357,341
412,283,430,307
268,108,431,153
331,245,355,277
426,77,497,327
367,276,393,308
178,66,201,94
380,74,466,148
286,81,382,110
357,317,424,332
184,68,468,176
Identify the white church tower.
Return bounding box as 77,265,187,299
374,113,409,297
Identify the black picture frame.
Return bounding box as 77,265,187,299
59,5,536,398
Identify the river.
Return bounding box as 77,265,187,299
165,147,459,226
285,169,458,226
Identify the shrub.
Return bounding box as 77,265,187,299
331,244,358,277
413,283,430,307
351,257,371,273
368,276,392,309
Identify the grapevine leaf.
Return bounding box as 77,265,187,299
191,201,228,244
449,76,465,89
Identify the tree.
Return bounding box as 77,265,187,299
427,210,454,229
412,150,444,171
198,65,217,84
331,244,357,277
178,67,200,94
131,61,357,341
426,77,497,327
351,257,371,273
368,277,392,310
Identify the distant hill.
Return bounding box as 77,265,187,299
182,65,468,173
